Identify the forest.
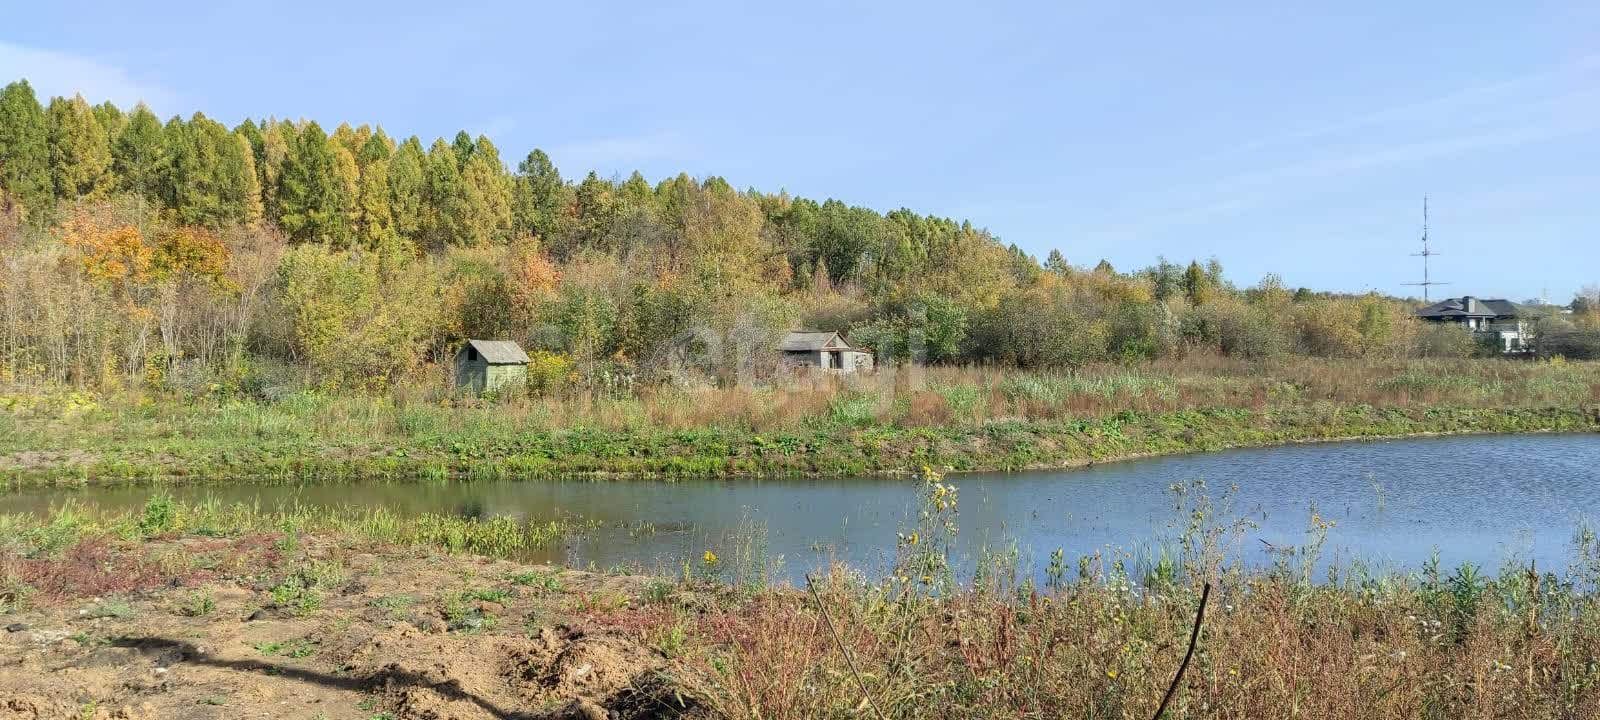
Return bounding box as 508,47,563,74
3,78,1597,395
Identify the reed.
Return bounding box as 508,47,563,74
694,479,1600,718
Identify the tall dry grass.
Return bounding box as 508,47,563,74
689,476,1600,718
23,355,1593,441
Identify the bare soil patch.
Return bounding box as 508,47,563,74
0,541,708,719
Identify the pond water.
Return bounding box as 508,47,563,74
4,433,1598,583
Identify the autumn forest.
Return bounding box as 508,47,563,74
0,78,1575,394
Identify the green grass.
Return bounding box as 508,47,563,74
508,570,563,592
253,641,284,656
0,496,592,569
82,598,135,619
181,590,215,617
461,587,509,603
250,636,319,658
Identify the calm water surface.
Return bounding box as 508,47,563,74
4,433,1597,582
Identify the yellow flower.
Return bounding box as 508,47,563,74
907,532,919,546
703,550,718,565
1106,669,1118,679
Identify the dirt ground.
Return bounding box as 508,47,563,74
0,540,711,719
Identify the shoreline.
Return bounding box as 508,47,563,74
5,404,1596,489
1005,424,1598,474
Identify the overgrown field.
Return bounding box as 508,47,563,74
5,488,1600,718
3,357,1599,487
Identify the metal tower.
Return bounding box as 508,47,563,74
1402,197,1449,302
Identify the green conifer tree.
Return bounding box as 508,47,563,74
450,130,475,167
275,121,353,245
350,132,396,250
461,135,513,244
224,130,264,226
259,121,291,216
512,148,567,240
0,80,55,218
1045,249,1071,276
112,104,166,204
1183,260,1210,305
421,138,465,250
46,94,113,200
387,136,426,244
234,119,268,206
92,101,125,139
161,113,258,227
567,171,618,256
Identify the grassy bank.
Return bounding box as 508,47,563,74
1,496,588,580
4,357,1599,486
6,490,1600,718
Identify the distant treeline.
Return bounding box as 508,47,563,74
1,78,1596,392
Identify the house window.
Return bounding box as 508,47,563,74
467,347,478,361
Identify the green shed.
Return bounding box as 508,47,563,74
455,339,530,394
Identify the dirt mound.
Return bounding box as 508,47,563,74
0,694,149,719
347,626,528,719
348,625,704,720
535,630,664,700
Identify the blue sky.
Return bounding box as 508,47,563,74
4,1,1596,301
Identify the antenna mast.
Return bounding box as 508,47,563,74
1403,196,1450,301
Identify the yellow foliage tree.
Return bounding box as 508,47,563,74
62,214,153,288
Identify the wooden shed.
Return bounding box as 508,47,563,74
778,331,873,372
455,339,530,394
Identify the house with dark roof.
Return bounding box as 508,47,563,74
778,331,874,372
1415,296,1529,353
455,339,530,393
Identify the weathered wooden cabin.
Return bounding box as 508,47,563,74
455,339,530,393
778,331,874,372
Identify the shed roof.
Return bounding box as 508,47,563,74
462,339,530,364
779,331,851,352
1416,297,1523,319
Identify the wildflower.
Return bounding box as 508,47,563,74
907,532,919,546
703,550,718,565
1106,669,1118,679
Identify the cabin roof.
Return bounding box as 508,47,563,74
778,331,855,352
461,339,530,364
1416,297,1522,319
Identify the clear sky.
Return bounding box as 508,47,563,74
4,1,1596,301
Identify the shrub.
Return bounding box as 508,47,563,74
1538,331,1600,360
138,494,177,537
525,351,577,397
